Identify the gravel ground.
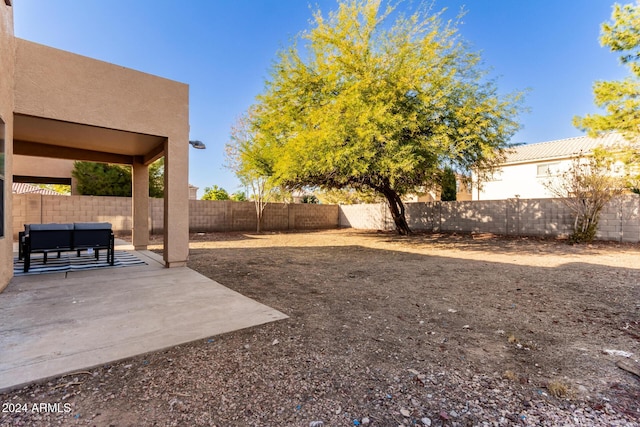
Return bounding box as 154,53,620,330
1,229,639,426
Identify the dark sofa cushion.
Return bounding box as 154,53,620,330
74,222,112,230
29,223,74,231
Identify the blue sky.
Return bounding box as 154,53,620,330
14,0,628,198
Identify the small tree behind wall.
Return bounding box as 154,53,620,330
225,111,279,233
201,185,230,201
543,149,627,243
245,175,273,233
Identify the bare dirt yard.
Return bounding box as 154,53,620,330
2,229,640,426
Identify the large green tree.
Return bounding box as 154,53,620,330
148,157,165,198
201,185,230,201
250,0,524,234
73,162,132,196
72,159,165,197
574,1,640,139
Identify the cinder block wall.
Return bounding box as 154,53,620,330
340,195,640,242
516,198,573,237
597,196,640,242
437,201,509,234
12,194,42,233
287,203,332,230
13,194,132,237
185,200,339,233
339,203,394,230
150,198,164,234
13,195,340,238
13,194,640,242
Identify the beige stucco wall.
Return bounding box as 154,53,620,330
0,2,15,291
14,39,189,140
13,155,74,179
14,39,190,267
13,156,76,193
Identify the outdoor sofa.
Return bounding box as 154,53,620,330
19,222,115,272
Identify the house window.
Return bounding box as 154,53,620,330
537,162,560,177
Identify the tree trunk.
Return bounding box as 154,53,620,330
380,184,411,235
256,211,262,233
255,199,264,233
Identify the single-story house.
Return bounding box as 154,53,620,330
473,133,633,200
0,1,192,292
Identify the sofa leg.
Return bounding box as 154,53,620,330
18,232,25,260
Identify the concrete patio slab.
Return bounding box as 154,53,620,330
0,244,288,392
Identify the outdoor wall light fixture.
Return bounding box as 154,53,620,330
189,140,206,149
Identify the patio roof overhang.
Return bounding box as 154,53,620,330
13,114,165,166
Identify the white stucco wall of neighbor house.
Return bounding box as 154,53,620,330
474,159,574,200
474,134,634,201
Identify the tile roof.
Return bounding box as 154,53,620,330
12,183,65,196
504,133,634,164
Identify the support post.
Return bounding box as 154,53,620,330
132,158,150,250
163,137,189,267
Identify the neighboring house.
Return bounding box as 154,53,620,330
1,1,191,292
455,178,474,201
188,184,198,200
12,182,66,196
473,133,632,200
405,177,473,203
